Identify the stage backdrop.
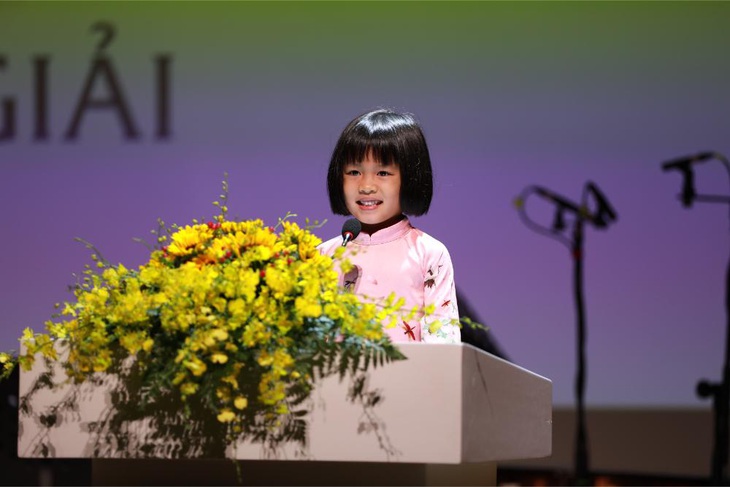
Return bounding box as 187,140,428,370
1,2,728,408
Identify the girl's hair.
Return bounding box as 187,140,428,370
327,109,433,216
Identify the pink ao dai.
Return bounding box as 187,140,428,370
318,218,460,344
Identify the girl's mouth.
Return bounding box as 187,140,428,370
357,200,381,208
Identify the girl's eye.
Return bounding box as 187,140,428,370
377,171,392,176
345,170,360,176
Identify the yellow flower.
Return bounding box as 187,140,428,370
264,267,293,297
45,320,68,339
183,356,207,377
210,329,228,342
216,409,236,423
294,297,322,318
234,396,248,410
428,320,443,334
210,352,228,364
257,351,274,367
180,382,199,396
21,327,34,341
216,386,231,401
172,372,187,385
221,374,240,389
166,225,212,257
2,204,414,451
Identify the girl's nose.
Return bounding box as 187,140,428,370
359,176,376,193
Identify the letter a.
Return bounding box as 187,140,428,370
65,56,140,140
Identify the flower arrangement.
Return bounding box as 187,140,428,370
4,177,410,454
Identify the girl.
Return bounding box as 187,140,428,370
318,109,460,344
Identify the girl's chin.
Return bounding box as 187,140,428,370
352,212,386,224
347,209,377,222
356,219,380,227
351,212,404,229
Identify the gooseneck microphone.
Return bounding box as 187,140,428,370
585,181,618,229
661,151,715,170
661,151,715,208
532,186,583,232
341,218,361,247
533,186,583,214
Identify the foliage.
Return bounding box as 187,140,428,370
7,177,409,453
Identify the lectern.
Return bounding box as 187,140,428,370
18,343,551,485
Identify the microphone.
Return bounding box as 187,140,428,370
584,181,618,229
661,151,714,208
533,187,582,215
341,218,361,247
661,151,714,171
532,187,583,232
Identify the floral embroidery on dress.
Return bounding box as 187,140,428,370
424,264,443,289
343,265,361,292
402,321,417,341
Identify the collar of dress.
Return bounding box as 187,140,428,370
351,218,413,246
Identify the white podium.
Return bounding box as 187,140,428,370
18,343,552,485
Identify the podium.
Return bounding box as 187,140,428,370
18,343,552,485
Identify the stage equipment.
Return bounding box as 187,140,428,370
663,151,730,486
514,180,618,485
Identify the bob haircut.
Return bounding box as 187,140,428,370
327,109,433,216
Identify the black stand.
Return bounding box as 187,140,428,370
696,254,730,486
662,151,730,485
572,219,590,486
514,182,617,486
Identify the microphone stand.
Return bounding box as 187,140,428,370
572,217,590,485
669,152,730,486
696,250,730,486
515,183,617,487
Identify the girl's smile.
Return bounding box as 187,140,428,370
343,154,402,227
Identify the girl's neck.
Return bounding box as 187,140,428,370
360,214,406,236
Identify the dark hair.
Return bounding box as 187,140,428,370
327,109,433,216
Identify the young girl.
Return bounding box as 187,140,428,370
318,109,460,344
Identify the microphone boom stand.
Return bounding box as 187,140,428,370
663,151,730,485
696,233,730,486
572,217,590,485
515,183,617,486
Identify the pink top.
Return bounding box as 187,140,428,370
318,218,460,343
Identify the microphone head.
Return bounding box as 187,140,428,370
661,151,715,170
341,218,361,245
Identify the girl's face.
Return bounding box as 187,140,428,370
342,154,402,225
